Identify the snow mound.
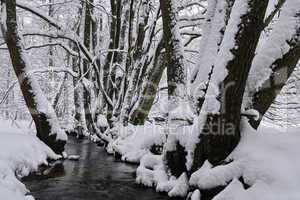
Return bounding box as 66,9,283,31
0,121,60,200
191,120,300,200
107,123,167,163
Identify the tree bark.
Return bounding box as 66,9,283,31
192,0,269,171
83,0,97,134
130,39,165,125
159,0,191,177
121,0,151,125
1,0,67,154
249,38,300,129
160,0,186,99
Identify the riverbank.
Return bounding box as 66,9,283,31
0,120,60,200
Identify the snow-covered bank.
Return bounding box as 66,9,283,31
188,122,300,200
0,121,60,200
106,123,167,163
106,121,300,199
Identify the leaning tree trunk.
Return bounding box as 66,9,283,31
1,0,67,154
249,41,300,128
191,0,234,114
191,0,269,171
246,2,300,129
130,39,165,125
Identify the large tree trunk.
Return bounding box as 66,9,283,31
191,0,269,171
1,0,67,154
160,0,191,177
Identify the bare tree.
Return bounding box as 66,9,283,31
0,0,67,154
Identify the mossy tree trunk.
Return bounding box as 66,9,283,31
130,40,165,125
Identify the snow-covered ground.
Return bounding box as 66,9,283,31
106,123,167,163
108,119,300,199
0,120,60,200
188,121,300,200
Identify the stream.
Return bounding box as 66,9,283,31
23,137,172,200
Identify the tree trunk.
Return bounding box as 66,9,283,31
1,0,67,154
83,0,97,134
71,4,87,138
192,0,269,171
160,0,191,177
130,39,165,125
244,2,300,128
121,0,151,126
160,0,186,99
192,0,234,114
249,38,300,129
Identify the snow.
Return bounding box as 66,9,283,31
189,160,213,187
67,155,80,161
12,23,68,141
189,119,300,200
136,153,164,187
169,100,194,123
131,116,300,199
168,173,189,197
137,153,189,197
106,123,166,163
0,120,60,200
242,109,260,121
192,0,230,103
190,189,201,200
190,0,217,82
136,152,189,196
96,114,109,128
203,0,249,114
248,0,300,93
0,3,7,32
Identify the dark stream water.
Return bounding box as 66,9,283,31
23,137,171,200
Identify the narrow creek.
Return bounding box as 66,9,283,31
23,137,172,200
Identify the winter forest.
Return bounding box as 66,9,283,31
0,0,299,199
